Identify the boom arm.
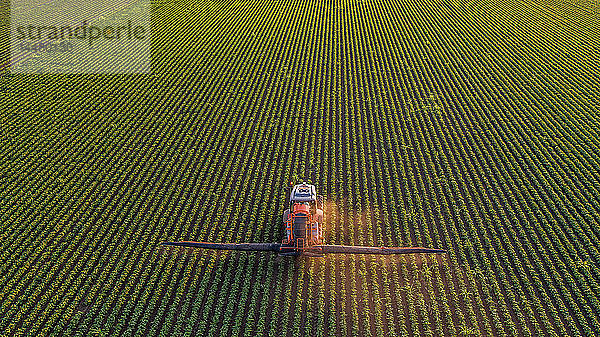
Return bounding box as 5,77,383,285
162,242,445,255
162,241,282,251
317,245,446,254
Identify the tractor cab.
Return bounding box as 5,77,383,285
288,182,321,217
289,183,317,204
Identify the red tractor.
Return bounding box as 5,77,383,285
279,183,324,256
163,183,445,257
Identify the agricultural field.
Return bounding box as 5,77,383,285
1,0,600,335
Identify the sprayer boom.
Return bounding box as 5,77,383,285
162,183,446,257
